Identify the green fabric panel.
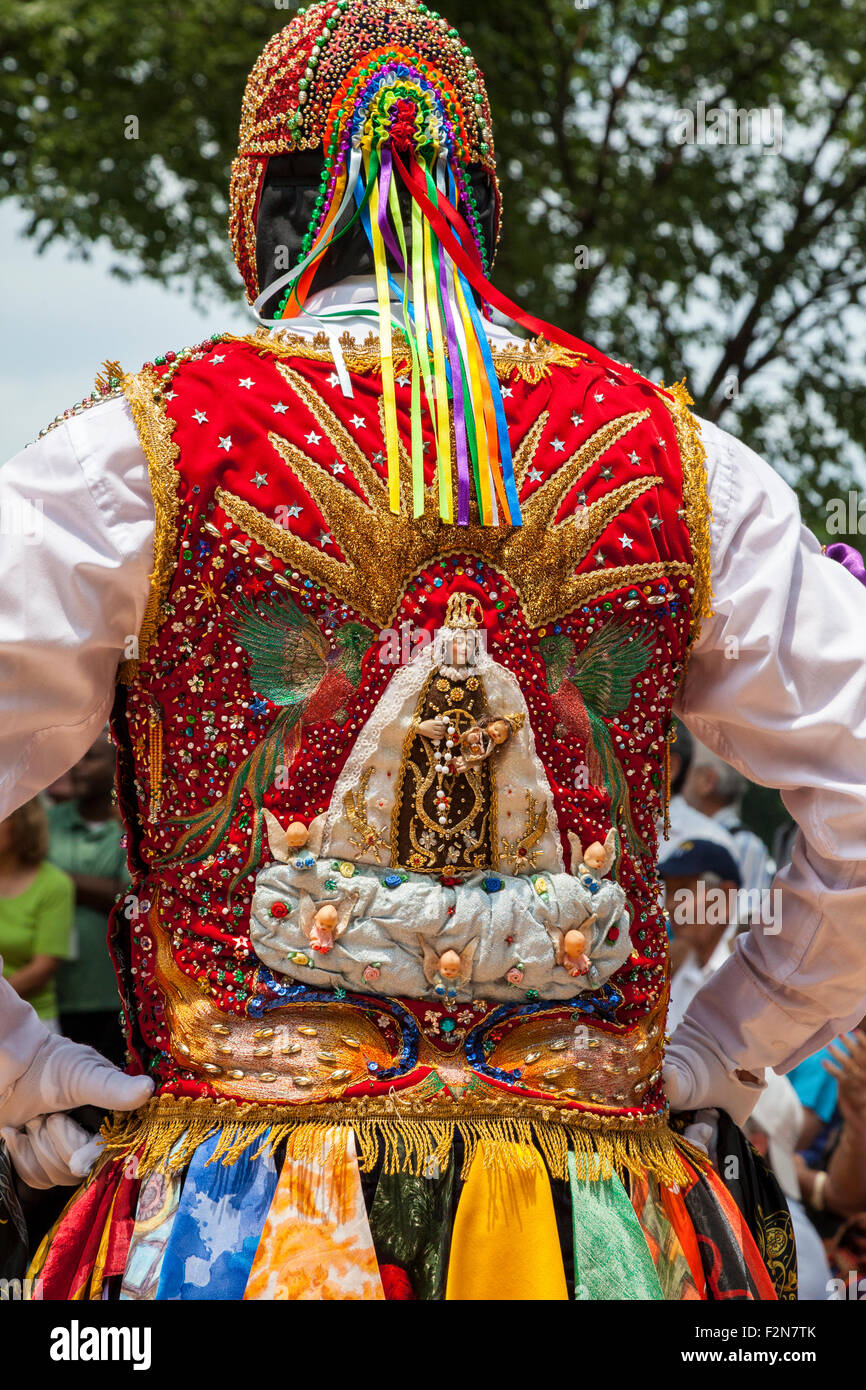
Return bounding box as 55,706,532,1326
568,1152,664,1301
369,1157,455,1301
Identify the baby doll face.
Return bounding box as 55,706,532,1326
438,949,462,978
464,728,485,750
486,719,511,746
583,842,606,870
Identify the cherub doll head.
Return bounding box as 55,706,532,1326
485,717,513,748
568,827,618,879
582,841,608,872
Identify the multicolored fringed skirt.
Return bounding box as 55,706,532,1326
25,1101,795,1300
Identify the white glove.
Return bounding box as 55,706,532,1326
664,1015,766,1127
1,1114,104,1189
681,1108,720,1161
0,1031,153,1132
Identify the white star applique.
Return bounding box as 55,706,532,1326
238,377,255,389
373,451,385,464
619,533,634,550
396,374,410,388
649,514,662,530
350,414,365,429
500,385,513,399
331,460,346,475
164,390,176,401
595,552,606,566
218,436,232,452
571,412,583,427
252,472,268,489
305,430,322,446
593,392,605,403
551,438,565,453
527,468,543,483
327,372,341,388
285,503,303,519
193,410,208,425
628,450,641,465
657,436,666,447
271,401,289,414
209,354,225,364
318,530,333,547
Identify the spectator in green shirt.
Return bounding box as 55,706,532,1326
0,798,74,1026
49,734,129,1067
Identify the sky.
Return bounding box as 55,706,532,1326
0,201,251,460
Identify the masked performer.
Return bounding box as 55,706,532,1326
2,0,866,1301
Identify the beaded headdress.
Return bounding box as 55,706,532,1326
230,0,667,528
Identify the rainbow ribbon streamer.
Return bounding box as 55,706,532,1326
253,65,670,526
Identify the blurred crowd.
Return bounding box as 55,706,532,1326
660,722,866,1301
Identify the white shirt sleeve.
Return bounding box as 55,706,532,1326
672,416,866,1080
0,396,154,820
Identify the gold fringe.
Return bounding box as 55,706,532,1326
117,367,181,685
663,380,714,648
94,359,124,394
100,1095,707,1187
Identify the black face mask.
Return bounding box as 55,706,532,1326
254,151,498,317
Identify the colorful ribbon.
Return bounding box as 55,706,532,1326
155,1132,278,1300
244,1126,384,1301
567,1153,664,1301
446,1142,568,1300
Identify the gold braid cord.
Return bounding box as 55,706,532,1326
118,367,181,684
664,380,714,644
236,327,585,384
100,1093,708,1187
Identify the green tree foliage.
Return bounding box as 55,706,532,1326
3,0,866,535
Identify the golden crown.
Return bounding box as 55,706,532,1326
443,591,483,630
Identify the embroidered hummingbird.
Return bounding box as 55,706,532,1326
160,593,376,891
539,621,654,860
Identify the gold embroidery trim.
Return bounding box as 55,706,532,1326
98,1092,708,1185
664,380,714,642
118,366,180,684
229,327,587,383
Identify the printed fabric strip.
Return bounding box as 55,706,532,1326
0,1142,29,1283
713,1111,797,1300
445,1141,568,1301
89,1165,141,1300
368,1146,456,1300
630,1172,703,1300
682,1160,778,1301
243,1125,385,1301
155,1132,278,1300
567,1153,664,1301
120,1145,187,1301
31,1159,123,1300
656,1178,708,1299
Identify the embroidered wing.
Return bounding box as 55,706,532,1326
230,594,329,707
539,632,575,694
332,620,377,687
566,622,653,718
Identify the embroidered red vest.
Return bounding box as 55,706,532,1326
108,326,710,1166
